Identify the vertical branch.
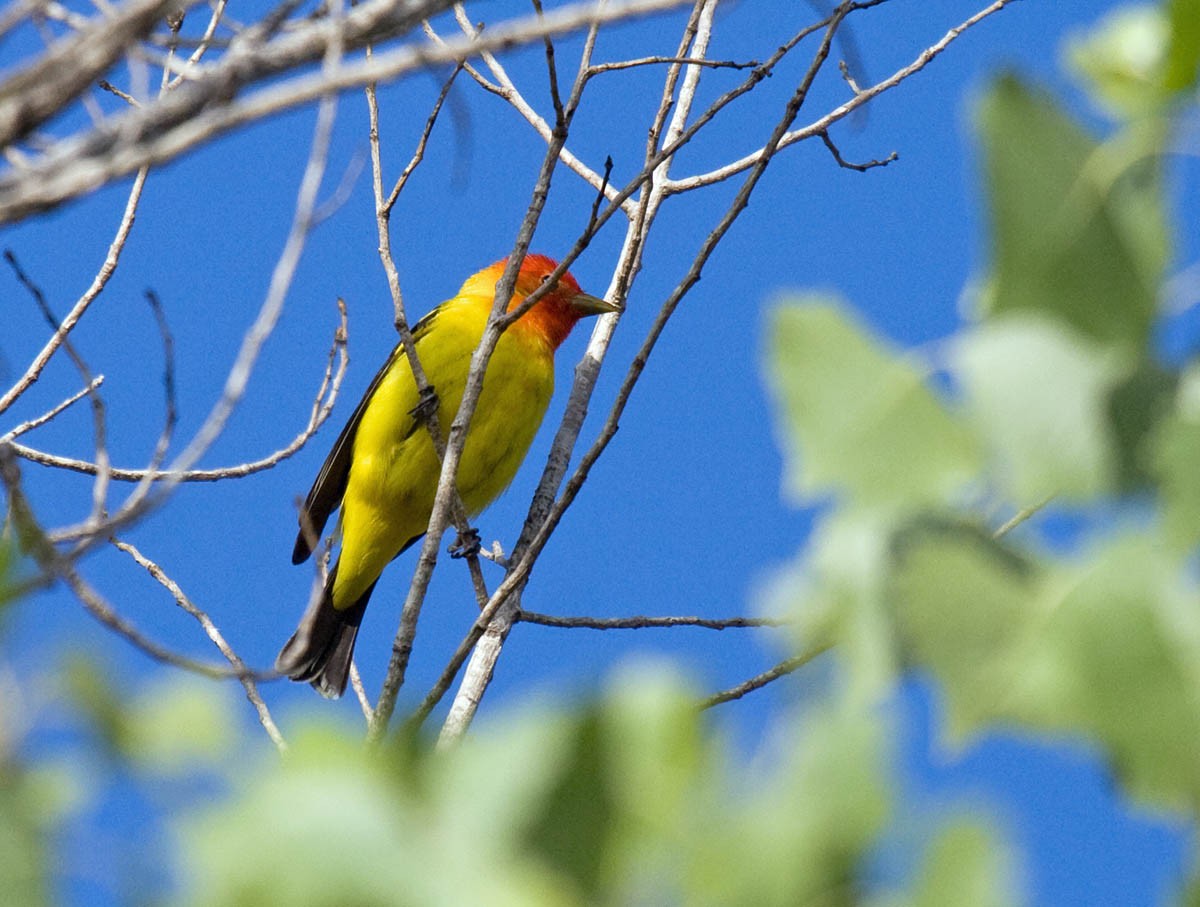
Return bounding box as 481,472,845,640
433,0,724,741
436,0,859,745
368,14,606,742
365,59,488,615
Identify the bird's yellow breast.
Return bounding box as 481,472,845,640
332,297,555,607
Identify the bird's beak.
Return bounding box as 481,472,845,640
569,291,620,316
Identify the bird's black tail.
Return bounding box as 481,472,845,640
276,564,375,699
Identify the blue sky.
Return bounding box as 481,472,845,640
1,0,1194,902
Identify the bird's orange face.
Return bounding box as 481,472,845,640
510,253,585,307
469,253,614,349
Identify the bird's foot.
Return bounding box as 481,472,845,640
449,527,481,559
408,385,439,423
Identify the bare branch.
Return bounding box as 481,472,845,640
586,55,757,75
8,297,348,485
97,80,142,107
372,4,610,743
0,0,175,146
0,444,265,680
139,290,179,486
114,539,288,752
425,5,628,213
700,641,833,709
516,611,789,631
349,662,374,723
0,165,149,416
0,0,693,223
436,0,855,745
166,0,231,89
382,63,463,215
668,0,1019,191
531,0,565,126
4,249,113,526
818,129,897,171
1,377,104,442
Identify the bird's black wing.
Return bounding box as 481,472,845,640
291,308,440,564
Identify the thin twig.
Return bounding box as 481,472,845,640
1,377,104,442
113,539,288,752
994,495,1055,538
135,289,179,492
0,164,149,417
167,0,230,88
4,250,112,527
586,55,756,75
9,298,348,486
667,0,1018,191
0,445,265,681
818,129,897,171
700,641,833,709
349,661,374,723
383,64,464,214
517,611,788,630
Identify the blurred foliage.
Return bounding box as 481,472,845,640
768,302,981,510
2,2,1199,904
763,0,1200,897
174,675,893,907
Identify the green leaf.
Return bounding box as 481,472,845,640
764,510,899,704
125,677,238,774
686,702,890,907
891,523,1200,808
594,666,710,904
1106,356,1177,493
181,717,580,907
0,765,51,907
976,75,1167,351
954,316,1127,501
523,711,613,898
908,821,1015,907
61,653,130,762
1035,536,1200,807
888,517,1037,741
181,728,429,907
1166,0,1200,92
767,298,980,511
0,535,14,610
1066,6,1170,118
1152,364,1200,551
0,670,83,907
599,665,705,838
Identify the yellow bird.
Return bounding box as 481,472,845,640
277,254,616,697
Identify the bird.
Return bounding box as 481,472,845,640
276,254,617,698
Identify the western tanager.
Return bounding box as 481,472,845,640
277,254,616,698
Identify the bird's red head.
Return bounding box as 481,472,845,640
463,254,616,349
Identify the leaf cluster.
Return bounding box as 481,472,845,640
764,0,1200,853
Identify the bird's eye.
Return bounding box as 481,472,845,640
539,274,551,285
